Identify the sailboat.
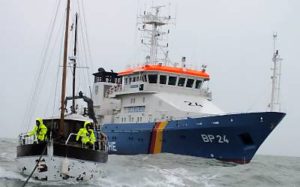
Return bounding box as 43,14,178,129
16,0,108,182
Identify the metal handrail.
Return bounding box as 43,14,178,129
65,133,77,145
18,133,37,145
65,133,99,151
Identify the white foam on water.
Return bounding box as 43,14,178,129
0,152,15,162
199,174,218,187
154,167,185,186
142,155,150,161
141,165,215,187
91,155,221,187
0,166,25,181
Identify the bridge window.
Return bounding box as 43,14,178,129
195,80,202,89
125,106,145,113
148,74,158,84
125,77,128,85
186,79,194,88
137,116,143,122
160,75,167,84
143,75,147,82
178,77,186,87
168,76,177,86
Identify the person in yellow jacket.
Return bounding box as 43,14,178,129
76,121,96,147
27,118,48,143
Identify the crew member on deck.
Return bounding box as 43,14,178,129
76,121,96,147
26,118,48,143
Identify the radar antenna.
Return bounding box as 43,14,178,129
138,5,174,65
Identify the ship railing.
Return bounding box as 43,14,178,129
65,133,77,145
65,133,94,150
170,113,221,121
65,132,108,152
18,133,38,145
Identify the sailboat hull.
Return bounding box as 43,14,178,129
102,112,285,164
16,143,107,181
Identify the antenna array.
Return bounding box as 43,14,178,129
269,33,282,112
137,5,174,65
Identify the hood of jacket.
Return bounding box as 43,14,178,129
36,117,44,126
84,121,91,128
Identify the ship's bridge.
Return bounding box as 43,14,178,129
112,64,211,98
92,65,222,124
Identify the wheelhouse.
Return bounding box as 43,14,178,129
118,64,210,93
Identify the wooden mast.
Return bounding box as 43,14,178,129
59,0,71,136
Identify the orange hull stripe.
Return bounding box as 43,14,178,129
149,121,168,154
149,122,160,153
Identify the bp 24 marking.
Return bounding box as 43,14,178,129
201,134,229,144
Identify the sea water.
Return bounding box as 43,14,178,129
1,138,299,187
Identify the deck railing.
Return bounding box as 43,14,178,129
18,133,37,145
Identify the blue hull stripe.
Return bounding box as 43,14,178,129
101,112,285,163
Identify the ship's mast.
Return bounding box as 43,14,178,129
269,33,282,112
138,5,173,65
59,0,71,136
71,13,78,114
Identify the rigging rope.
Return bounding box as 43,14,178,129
43,16,66,116
22,0,62,132
50,27,65,118
22,144,47,187
79,0,94,83
69,0,93,97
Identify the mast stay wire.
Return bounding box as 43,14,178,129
246,87,270,112
22,0,62,132
28,0,62,122
70,3,88,95
78,0,94,85
77,0,93,95
44,21,66,117
78,31,90,94
61,0,91,101
43,16,66,116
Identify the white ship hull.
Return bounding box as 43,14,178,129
17,142,107,181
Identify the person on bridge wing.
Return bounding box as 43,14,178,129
76,121,96,147
26,118,48,143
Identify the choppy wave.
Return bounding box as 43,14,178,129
1,138,300,187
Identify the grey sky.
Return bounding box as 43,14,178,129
0,0,299,157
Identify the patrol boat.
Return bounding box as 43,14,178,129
91,6,285,164
16,0,108,181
